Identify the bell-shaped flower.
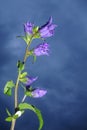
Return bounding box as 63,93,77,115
31,88,47,98
24,22,34,35
33,42,49,56
39,16,57,38
25,76,38,88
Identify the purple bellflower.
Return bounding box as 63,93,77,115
24,22,34,35
31,88,47,98
24,76,47,98
25,76,38,88
33,42,49,56
39,16,57,38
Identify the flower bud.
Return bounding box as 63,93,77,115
24,22,34,35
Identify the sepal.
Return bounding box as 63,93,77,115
32,26,40,39
25,90,32,97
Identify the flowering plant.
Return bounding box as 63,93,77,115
4,16,57,130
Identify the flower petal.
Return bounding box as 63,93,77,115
32,88,47,98
39,16,57,38
24,21,34,34
33,43,49,56
25,76,38,87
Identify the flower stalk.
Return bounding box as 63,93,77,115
10,39,32,130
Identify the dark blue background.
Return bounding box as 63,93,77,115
0,0,87,130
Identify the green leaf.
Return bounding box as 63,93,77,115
6,108,11,116
19,77,27,83
5,117,13,122
19,72,27,83
19,72,27,78
19,103,43,130
17,60,25,72
35,108,44,130
4,80,15,96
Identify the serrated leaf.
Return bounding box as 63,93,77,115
19,103,43,130
5,117,13,122
4,80,15,96
6,108,11,116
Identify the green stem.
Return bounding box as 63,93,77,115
10,38,32,130
15,71,21,108
23,44,30,63
10,119,16,130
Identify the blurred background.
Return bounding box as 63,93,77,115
0,0,87,130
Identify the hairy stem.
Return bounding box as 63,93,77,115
10,119,16,130
15,71,20,108
22,95,27,103
10,39,32,130
23,44,30,63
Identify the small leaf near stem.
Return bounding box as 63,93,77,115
6,108,12,116
4,80,15,96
